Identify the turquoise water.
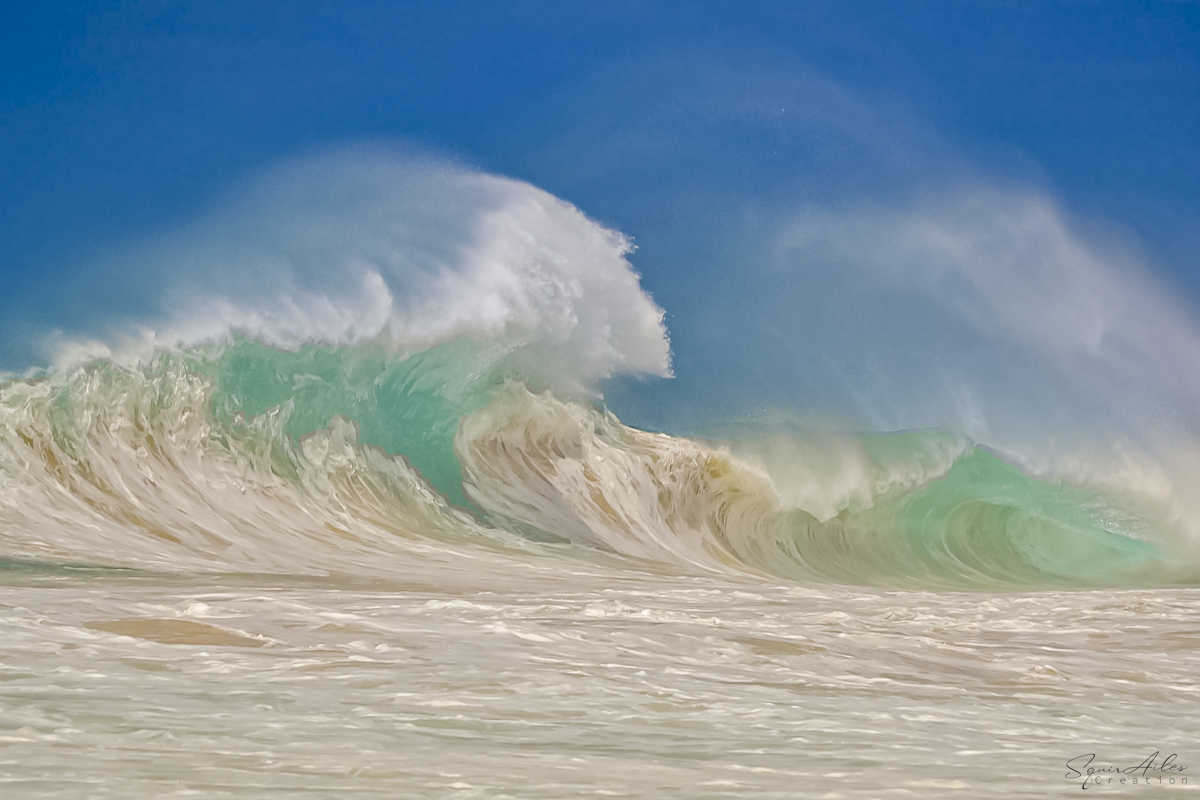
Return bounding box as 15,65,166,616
1,340,1184,589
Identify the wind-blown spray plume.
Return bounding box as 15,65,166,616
773,188,1200,547
51,148,671,392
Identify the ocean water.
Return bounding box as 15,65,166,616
2,155,1198,797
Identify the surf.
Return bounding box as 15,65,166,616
2,148,1197,591
0,336,1187,589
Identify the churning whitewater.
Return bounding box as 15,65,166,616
3,152,1200,799
0,337,1183,589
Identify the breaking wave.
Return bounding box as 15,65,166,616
3,149,1197,590
0,338,1190,588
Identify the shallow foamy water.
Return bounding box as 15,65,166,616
2,557,1196,799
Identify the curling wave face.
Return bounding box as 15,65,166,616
0,339,1188,589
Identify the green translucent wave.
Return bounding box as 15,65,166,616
11,338,1175,588
195,338,507,507
196,341,1171,588
795,448,1167,588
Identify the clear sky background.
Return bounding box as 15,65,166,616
3,1,1199,440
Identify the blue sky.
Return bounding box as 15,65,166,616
3,1,1199,439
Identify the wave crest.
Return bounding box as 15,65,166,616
50,147,671,393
